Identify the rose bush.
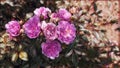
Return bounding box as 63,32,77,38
5,7,76,60
1,0,119,68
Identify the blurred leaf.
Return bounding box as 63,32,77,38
100,29,106,33
20,64,29,68
18,45,23,51
110,20,118,24
65,50,73,57
115,27,120,31
87,48,98,58
99,43,105,47
84,30,90,35
96,10,102,14
11,53,18,62
19,51,28,61
0,55,4,60
74,50,82,55
93,3,97,11
29,46,37,58
65,40,76,56
81,35,89,42
72,53,78,67
0,37,3,43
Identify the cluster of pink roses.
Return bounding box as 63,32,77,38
5,7,76,59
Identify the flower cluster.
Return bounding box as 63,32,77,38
2,1,119,67
5,7,76,59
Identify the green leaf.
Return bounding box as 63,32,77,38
72,53,78,67
65,41,76,55
93,3,97,11
81,35,89,42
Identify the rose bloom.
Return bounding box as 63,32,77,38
41,40,62,59
23,16,41,39
50,13,59,22
50,13,58,19
5,21,20,37
34,7,51,19
57,21,76,44
42,22,57,40
57,8,71,21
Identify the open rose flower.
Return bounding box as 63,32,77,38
57,8,71,21
42,22,57,40
57,21,76,44
50,13,59,22
41,40,62,59
23,16,41,39
34,7,51,19
5,21,20,37
50,13,58,19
